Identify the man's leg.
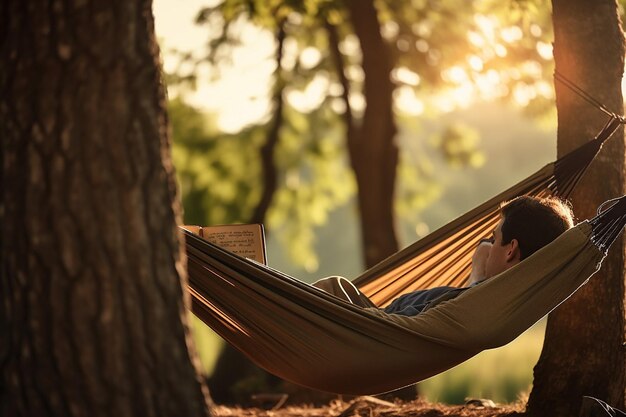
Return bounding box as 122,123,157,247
312,276,378,308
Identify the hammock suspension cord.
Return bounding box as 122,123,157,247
555,71,626,123
590,195,626,251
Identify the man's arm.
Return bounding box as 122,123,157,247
468,240,492,285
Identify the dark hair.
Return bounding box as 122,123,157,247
500,196,574,260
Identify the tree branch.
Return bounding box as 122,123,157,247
249,21,286,225
325,20,358,152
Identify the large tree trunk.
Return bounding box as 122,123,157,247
342,2,416,401
0,1,212,416
346,0,399,268
526,1,625,416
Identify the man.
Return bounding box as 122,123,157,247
313,195,575,315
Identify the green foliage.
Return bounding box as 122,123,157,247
395,148,442,222
166,0,558,270
431,123,485,168
190,317,223,374
267,104,355,270
169,98,263,225
170,95,356,269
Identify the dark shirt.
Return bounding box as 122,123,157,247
383,284,477,316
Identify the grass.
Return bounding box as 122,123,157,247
417,319,546,404
191,316,223,374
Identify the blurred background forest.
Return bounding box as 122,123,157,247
151,0,618,405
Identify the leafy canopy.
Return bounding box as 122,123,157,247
168,0,557,271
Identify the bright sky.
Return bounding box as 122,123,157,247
153,0,276,133
153,1,626,136
152,2,562,133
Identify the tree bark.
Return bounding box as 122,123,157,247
527,1,625,416
346,0,400,268
0,1,212,416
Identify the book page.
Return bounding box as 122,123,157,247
201,224,267,264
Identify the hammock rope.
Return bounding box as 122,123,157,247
590,195,626,251
555,71,626,122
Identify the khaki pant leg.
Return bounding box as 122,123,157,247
312,276,377,308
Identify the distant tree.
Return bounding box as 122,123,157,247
526,1,625,416
169,97,266,225
169,0,562,404
0,1,212,416
171,0,551,270
339,0,399,266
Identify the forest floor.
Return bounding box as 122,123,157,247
213,396,525,417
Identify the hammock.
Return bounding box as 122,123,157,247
186,195,626,394
352,73,624,306
353,116,623,306
184,78,624,393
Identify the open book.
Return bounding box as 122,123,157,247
182,223,267,265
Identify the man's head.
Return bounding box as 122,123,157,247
483,196,575,279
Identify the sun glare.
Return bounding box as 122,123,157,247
300,47,322,70
154,0,279,133
468,55,483,71
286,73,330,113
468,31,484,47
513,85,533,106
474,14,497,43
535,80,553,98
443,66,468,84
189,23,276,133
395,86,425,116
430,13,555,111
475,70,507,100
501,26,523,43
392,67,421,86
153,2,564,132
536,41,553,60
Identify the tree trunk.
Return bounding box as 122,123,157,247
527,1,625,416
249,22,286,225
0,1,212,416
328,10,415,401
346,0,400,268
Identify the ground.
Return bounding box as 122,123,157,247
214,396,525,417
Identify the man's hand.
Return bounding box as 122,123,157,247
468,240,492,285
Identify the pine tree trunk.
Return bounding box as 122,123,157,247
0,1,212,416
346,0,400,268
527,1,626,415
